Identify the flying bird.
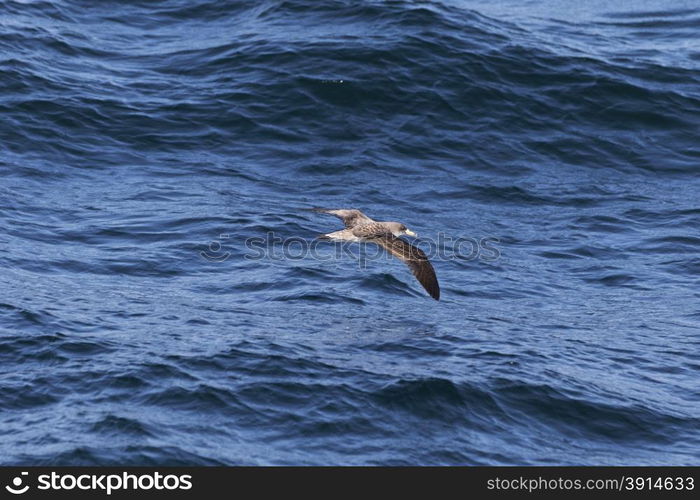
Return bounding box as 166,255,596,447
310,208,440,300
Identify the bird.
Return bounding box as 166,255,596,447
309,208,440,300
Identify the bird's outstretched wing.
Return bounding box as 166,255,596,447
371,234,440,300
310,208,375,228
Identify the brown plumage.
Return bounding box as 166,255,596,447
311,208,374,229
309,208,440,300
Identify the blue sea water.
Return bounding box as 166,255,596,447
1,0,699,465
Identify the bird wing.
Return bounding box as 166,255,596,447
371,234,440,300
311,208,375,228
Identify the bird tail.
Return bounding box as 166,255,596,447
316,233,332,240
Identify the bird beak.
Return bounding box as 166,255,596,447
404,229,417,237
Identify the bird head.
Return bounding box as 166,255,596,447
388,222,417,238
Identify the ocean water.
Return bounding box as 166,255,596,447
1,0,699,465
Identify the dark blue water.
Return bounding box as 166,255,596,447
1,0,699,465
